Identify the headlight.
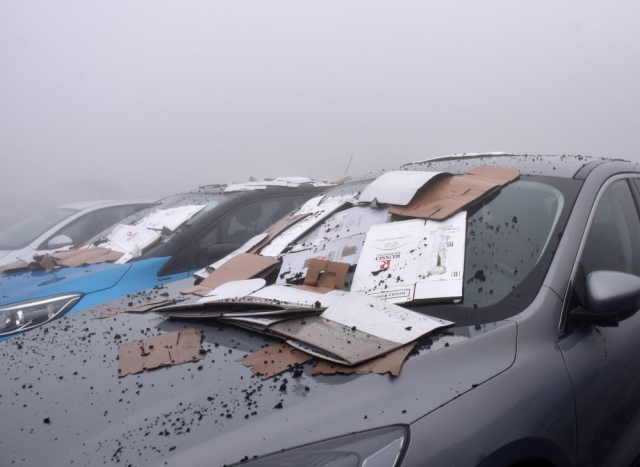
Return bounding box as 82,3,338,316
0,293,83,337
242,426,407,467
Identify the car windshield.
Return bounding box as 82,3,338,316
319,180,371,204
87,192,232,259
407,175,581,325
0,208,78,249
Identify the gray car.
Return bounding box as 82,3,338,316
2,154,640,467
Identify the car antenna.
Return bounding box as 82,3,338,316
344,155,354,175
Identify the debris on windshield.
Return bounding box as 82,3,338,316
196,253,279,291
118,329,204,377
351,212,466,303
236,343,315,379
260,201,348,257
223,177,335,193
136,205,206,232
389,166,519,220
290,259,349,293
359,171,449,205
312,342,416,376
0,259,30,274
101,224,162,263
196,279,267,304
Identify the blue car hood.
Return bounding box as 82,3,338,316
0,262,132,306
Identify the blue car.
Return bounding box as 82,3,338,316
0,182,328,339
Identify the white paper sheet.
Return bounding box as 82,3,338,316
196,279,267,304
136,205,206,232
358,171,446,205
351,212,467,303
259,202,347,257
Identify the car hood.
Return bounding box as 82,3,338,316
0,283,517,467
0,262,132,306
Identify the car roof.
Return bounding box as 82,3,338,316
59,199,153,211
354,153,634,180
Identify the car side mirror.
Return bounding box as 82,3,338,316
571,271,640,327
47,234,74,250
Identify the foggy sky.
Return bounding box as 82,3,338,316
1,1,639,228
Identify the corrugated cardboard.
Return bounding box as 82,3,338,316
270,293,452,366
196,279,266,304
199,253,279,290
0,259,30,274
350,213,467,303
118,329,204,377
359,171,448,205
312,342,415,376
94,297,188,319
50,248,124,267
236,343,314,379
298,259,349,290
389,166,519,221
179,285,214,296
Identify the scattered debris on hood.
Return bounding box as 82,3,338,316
118,329,204,377
223,177,334,193
108,165,518,379
236,343,315,379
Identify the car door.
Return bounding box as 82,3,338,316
559,177,640,467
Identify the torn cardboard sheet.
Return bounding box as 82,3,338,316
179,285,215,297
351,212,467,303
312,342,415,376
259,202,348,257
118,329,204,377
0,259,30,274
270,293,453,366
276,235,364,285
49,248,125,267
199,253,279,290
136,205,206,232
248,286,346,308
359,171,448,205
196,279,267,304
94,297,188,319
290,259,349,293
389,165,519,221
236,343,314,379
193,232,270,280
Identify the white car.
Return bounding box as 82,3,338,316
0,199,151,267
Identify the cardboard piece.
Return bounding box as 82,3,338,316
118,329,204,377
259,202,348,257
199,253,279,290
359,171,448,205
49,248,124,267
193,233,271,280
312,342,415,376
290,259,349,293
236,343,314,379
389,166,519,221
0,259,30,274
277,235,365,285
350,213,466,303
102,224,161,256
196,279,267,304
94,297,188,319
136,205,206,232
248,286,345,309
270,293,452,366
179,285,214,297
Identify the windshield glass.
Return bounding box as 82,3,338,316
407,175,581,325
88,192,231,259
0,208,78,249
319,180,371,204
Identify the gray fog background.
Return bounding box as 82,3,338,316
1,1,639,229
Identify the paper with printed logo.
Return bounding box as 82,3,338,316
351,212,466,303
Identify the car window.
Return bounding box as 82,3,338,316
40,204,146,250
0,208,78,249
571,179,640,308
